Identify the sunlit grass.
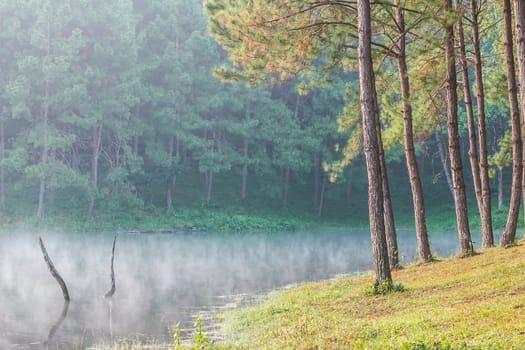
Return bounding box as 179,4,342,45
219,242,525,349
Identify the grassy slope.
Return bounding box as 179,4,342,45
219,243,525,349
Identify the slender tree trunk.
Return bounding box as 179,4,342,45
166,175,176,211
470,0,494,247
434,130,454,197
37,114,49,219
498,167,504,210
37,14,52,219
313,152,321,208
395,1,432,263
377,123,399,269
370,38,398,269
206,170,213,203
458,5,487,242
317,171,327,218
444,0,474,256
0,117,5,211
166,136,176,211
133,135,139,155
281,166,290,210
501,0,522,246
358,0,392,287
88,124,103,217
241,137,248,201
499,0,525,246
513,0,525,239
457,4,482,209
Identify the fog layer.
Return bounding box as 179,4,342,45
0,229,463,348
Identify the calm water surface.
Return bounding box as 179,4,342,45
0,228,472,348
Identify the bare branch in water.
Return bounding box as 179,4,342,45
104,233,117,298
38,237,70,301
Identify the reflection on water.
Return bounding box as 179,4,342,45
0,228,467,348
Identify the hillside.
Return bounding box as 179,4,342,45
219,242,525,349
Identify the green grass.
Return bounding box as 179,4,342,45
217,242,525,349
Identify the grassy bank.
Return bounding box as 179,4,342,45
218,242,525,349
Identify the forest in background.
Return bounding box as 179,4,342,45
0,0,518,233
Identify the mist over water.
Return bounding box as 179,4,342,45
0,228,467,348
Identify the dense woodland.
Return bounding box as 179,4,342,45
0,0,523,268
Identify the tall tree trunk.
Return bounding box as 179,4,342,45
37,145,48,219
133,135,139,155
358,0,392,287
313,152,321,208
206,170,213,203
501,0,522,246
513,0,525,239
395,1,432,263
88,124,103,217
499,0,525,246
377,121,399,269
444,0,474,256
0,117,5,211
281,166,290,210
241,137,248,201
470,0,494,247
37,13,52,219
166,136,176,211
434,130,454,197
317,171,327,218
498,167,504,210
457,5,485,236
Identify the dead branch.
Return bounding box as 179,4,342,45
38,237,70,302
104,233,117,298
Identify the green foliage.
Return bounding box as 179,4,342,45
365,281,406,295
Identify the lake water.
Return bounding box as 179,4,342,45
0,228,473,348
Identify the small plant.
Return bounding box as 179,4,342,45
172,316,215,350
366,281,406,295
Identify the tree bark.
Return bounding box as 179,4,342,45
457,4,482,215
470,0,494,247
88,124,103,217
206,170,213,203
37,15,51,219
104,233,117,298
498,167,504,210
313,152,321,208
38,237,70,301
434,130,454,197
281,166,290,210
513,0,525,239
358,0,392,287
317,171,327,218
377,118,399,269
444,0,474,256
395,1,432,263
166,136,176,211
499,0,525,246
241,137,248,201
0,116,5,211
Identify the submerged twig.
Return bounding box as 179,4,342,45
104,233,117,298
38,237,70,301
